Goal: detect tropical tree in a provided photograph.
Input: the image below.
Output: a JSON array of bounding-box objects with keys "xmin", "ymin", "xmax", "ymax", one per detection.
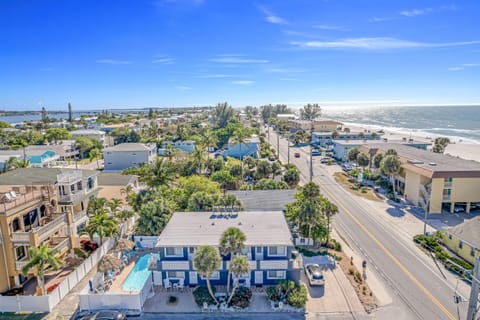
[
  {"xmin": 107, "ymin": 198, "xmax": 122, "ymax": 216},
  {"xmin": 347, "ymin": 148, "xmax": 360, "ymax": 162},
  {"xmin": 84, "ymin": 212, "xmax": 118, "ymax": 245},
  {"xmin": 227, "ymin": 256, "xmax": 251, "ymax": 305},
  {"xmin": 385, "ymin": 148, "xmax": 398, "ymax": 156},
  {"xmin": 283, "ymin": 167, "xmax": 300, "ymax": 187},
  {"xmin": 321, "ymin": 197, "xmax": 338, "ymax": 245},
  {"xmin": 230, "ymin": 127, "xmax": 250, "ymax": 181},
  {"xmin": 141, "ymin": 158, "xmax": 175, "ymax": 188},
  {"xmin": 187, "ymin": 191, "xmax": 217, "ymax": 211},
  {"xmin": 358, "ymin": 132, "xmax": 365, "ymax": 139},
  {"xmin": 86, "ymin": 197, "xmax": 107, "ymax": 217},
  {"xmin": 219, "ymin": 227, "xmax": 246, "ymax": 294},
  {"xmin": 45, "ymin": 128, "xmax": 71, "ymax": 144},
  {"xmin": 200, "ymin": 127, "xmax": 218, "ymax": 154},
  {"xmin": 22, "ymin": 244, "xmax": 62, "ymax": 295},
  {"xmin": 135, "ymin": 199, "xmax": 173, "ymax": 235},
  {"xmin": 356, "ymin": 152, "xmax": 370, "ymax": 170},
  {"xmin": 300, "ymin": 103, "xmax": 321, "ymax": 120},
  {"xmin": 380, "ymin": 154, "xmax": 402, "ymax": 200},
  {"xmin": 373, "ymin": 153, "xmax": 383, "ymax": 169},
  {"xmin": 89, "ymin": 148, "xmax": 101, "ymax": 169},
  {"xmin": 271, "ymin": 161, "xmax": 282, "ymax": 179},
  {"xmin": 432, "ymin": 137, "xmax": 450, "ymax": 153},
  {"xmin": 194, "ymin": 246, "xmax": 222, "ymax": 305},
  {"xmin": 213, "ymin": 102, "xmax": 234, "ymax": 129},
  {"xmin": 2, "ymin": 156, "xmax": 20, "ymax": 172},
  {"xmin": 255, "ymin": 160, "xmax": 272, "ymax": 179}
]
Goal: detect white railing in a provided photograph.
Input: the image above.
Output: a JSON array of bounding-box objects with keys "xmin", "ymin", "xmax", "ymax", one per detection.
[
  {"xmin": 53, "ymin": 239, "xmax": 70, "ymax": 253},
  {"xmin": 443, "ymin": 195, "xmax": 451, "ymax": 201},
  {"xmin": 444, "ymin": 181, "xmax": 452, "ymax": 188},
  {"xmin": 161, "ymin": 261, "xmax": 189, "ymax": 270},
  {"xmin": 74, "ymin": 210, "xmax": 87, "ymax": 222},
  {"xmin": 37, "ymin": 215, "xmax": 67, "ymax": 242},
  {"xmin": 15, "ymin": 260, "xmax": 29, "ymax": 271},
  {"xmin": 419, "ymin": 184, "xmax": 430, "ymax": 200},
  {"xmin": 12, "ymin": 232, "xmax": 31, "ymax": 243},
  {"xmin": 259, "ymin": 260, "xmax": 288, "ymax": 270}
]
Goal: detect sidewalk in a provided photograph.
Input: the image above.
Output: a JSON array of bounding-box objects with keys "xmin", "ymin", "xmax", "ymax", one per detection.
[{"xmin": 332, "ymin": 228, "xmax": 392, "ymax": 308}]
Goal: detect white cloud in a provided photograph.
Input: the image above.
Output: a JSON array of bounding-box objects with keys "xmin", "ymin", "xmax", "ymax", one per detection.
[
  {"xmin": 96, "ymin": 59, "xmax": 131, "ymax": 65},
  {"xmin": 313, "ymin": 24, "xmax": 347, "ymax": 31},
  {"xmin": 175, "ymin": 86, "xmax": 192, "ymax": 90},
  {"xmin": 400, "ymin": 8, "xmax": 432, "ymax": 17},
  {"xmin": 209, "ymin": 56, "xmax": 269, "ymax": 64},
  {"xmin": 231, "ymin": 80, "xmax": 254, "ymax": 85},
  {"xmin": 291, "ymin": 37, "xmax": 480, "ymax": 50},
  {"xmin": 258, "ymin": 6, "xmax": 287, "ymax": 25},
  {"xmin": 152, "ymin": 57, "xmax": 175, "ymax": 64},
  {"xmin": 448, "ymin": 63, "xmax": 479, "ymax": 71},
  {"xmin": 371, "ymin": 16, "xmax": 395, "ymax": 22}
]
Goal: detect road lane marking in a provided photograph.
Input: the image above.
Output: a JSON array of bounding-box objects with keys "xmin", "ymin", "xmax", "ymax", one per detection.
[{"xmin": 321, "ymin": 186, "xmax": 457, "ymax": 320}]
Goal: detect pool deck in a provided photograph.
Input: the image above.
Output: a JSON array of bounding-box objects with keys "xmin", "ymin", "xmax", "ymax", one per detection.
[{"xmin": 108, "ymin": 260, "xmax": 136, "ymax": 294}]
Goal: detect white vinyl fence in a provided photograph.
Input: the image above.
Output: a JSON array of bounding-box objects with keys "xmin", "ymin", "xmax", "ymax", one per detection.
[
  {"xmin": 132, "ymin": 235, "xmax": 158, "ymax": 248},
  {"xmin": 0, "ymin": 239, "xmax": 114, "ymax": 312},
  {"xmin": 78, "ymin": 270, "xmax": 153, "ymax": 312}
]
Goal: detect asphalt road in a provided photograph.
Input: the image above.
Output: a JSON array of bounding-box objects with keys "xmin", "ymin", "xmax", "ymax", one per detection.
[{"xmin": 265, "ymin": 127, "xmax": 468, "ymax": 320}]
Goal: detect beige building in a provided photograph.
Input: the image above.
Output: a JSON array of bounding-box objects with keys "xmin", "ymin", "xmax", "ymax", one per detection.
[
  {"xmin": 364, "ymin": 143, "xmax": 480, "ymax": 214},
  {"xmin": 0, "ymin": 168, "xmax": 99, "ymax": 293},
  {"xmin": 289, "ymin": 119, "xmax": 342, "ymax": 132},
  {"xmin": 440, "ymin": 216, "xmax": 480, "ymax": 265}
]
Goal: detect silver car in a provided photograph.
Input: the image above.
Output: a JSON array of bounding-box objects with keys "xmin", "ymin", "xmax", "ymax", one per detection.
[{"xmin": 305, "ymin": 263, "xmax": 325, "ymax": 286}]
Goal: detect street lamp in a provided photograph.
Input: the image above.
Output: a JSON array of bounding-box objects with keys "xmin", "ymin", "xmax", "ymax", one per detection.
[{"xmin": 310, "ymin": 123, "xmax": 314, "ymax": 182}]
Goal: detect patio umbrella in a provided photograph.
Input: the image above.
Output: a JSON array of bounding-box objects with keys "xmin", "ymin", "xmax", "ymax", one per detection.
[
  {"xmin": 113, "ymin": 238, "xmax": 135, "ymax": 252},
  {"xmin": 98, "ymin": 255, "xmax": 122, "ymax": 273}
]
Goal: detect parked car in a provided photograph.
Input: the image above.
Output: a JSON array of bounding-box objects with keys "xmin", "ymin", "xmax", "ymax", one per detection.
[
  {"xmin": 453, "ymin": 206, "xmax": 465, "ymax": 213},
  {"xmin": 320, "ymin": 157, "xmax": 330, "ymax": 164},
  {"xmin": 304, "ymin": 263, "xmax": 325, "ymax": 286},
  {"xmin": 78, "ymin": 310, "xmax": 126, "ymax": 320},
  {"xmin": 311, "ymin": 150, "xmax": 321, "ymax": 156},
  {"xmin": 294, "ymin": 152, "xmax": 301, "ymax": 158}
]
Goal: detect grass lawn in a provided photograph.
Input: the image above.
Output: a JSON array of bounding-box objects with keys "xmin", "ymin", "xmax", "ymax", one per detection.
[
  {"xmin": 0, "ymin": 313, "xmax": 47, "ymax": 320},
  {"xmin": 334, "ymin": 172, "xmax": 381, "ymax": 202}
]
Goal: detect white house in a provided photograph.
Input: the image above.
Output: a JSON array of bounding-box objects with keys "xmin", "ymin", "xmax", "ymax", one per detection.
[{"xmin": 103, "ymin": 143, "xmax": 157, "ymax": 172}]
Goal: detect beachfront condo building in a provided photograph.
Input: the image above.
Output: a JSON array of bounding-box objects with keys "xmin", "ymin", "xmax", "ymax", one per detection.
[
  {"xmin": 363, "ymin": 143, "xmax": 480, "ymax": 214},
  {"xmin": 0, "ymin": 168, "xmax": 99, "ymax": 293}
]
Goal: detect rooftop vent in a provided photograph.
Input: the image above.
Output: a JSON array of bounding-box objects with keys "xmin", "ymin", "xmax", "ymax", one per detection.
[{"xmin": 429, "ymin": 162, "xmax": 437, "ymax": 166}]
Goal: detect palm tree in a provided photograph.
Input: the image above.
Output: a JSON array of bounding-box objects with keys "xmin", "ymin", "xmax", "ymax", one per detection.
[
  {"xmin": 226, "ymin": 256, "xmax": 251, "ymax": 305},
  {"xmin": 380, "ymin": 154, "xmax": 401, "ymax": 200},
  {"xmin": 141, "ymin": 158, "xmax": 174, "ymax": 188},
  {"xmin": 84, "ymin": 212, "xmax": 118, "ymax": 245},
  {"xmin": 230, "ymin": 127, "xmax": 250, "ymax": 182},
  {"xmin": 89, "ymin": 148, "xmax": 101, "ymax": 169},
  {"xmin": 271, "ymin": 161, "xmax": 282, "ymax": 179},
  {"xmin": 300, "ymin": 103, "xmax": 322, "ymax": 120},
  {"xmin": 219, "ymin": 227, "xmax": 246, "ymax": 294},
  {"xmin": 86, "ymin": 197, "xmax": 107, "ymax": 217},
  {"xmin": 3, "ymin": 156, "xmax": 19, "ymax": 172},
  {"xmin": 321, "ymin": 197, "xmax": 338, "ymax": 245},
  {"xmin": 201, "ymin": 127, "xmax": 218, "ymax": 154},
  {"xmin": 107, "ymin": 198, "xmax": 122, "ymax": 216},
  {"xmin": 22, "ymin": 244, "xmax": 62, "ymax": 296},
  {"xmin": 194, "ymin": 246, "xmax": 222, "ymax": 305},
  {"xmin": 191, "ymin": 145, "xmax": 205, "ymax": 174}
]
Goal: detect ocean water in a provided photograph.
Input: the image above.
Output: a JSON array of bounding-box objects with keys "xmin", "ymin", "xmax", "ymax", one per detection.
[{"xmin": 324, "ymin": 105, "xmax": 480, "ymax": 143}]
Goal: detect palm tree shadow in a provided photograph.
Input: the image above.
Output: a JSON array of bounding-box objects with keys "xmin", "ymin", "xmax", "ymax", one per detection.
[{"xmin": 386, "ymin": 206, "xmax": 405, "ymax": 217}]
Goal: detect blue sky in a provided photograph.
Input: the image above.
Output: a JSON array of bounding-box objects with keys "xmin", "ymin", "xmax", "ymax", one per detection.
[{"xmin": 1, "ymin": 0, "xmax": 480, "ymax": 110}]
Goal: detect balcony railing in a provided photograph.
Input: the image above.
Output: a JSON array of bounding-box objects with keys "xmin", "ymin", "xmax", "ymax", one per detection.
[
  {"xmin": 443, "ymin": 195, "xmax": 451, "ymax": 201},
  {"xmin": 73, "ymin": 210, "xmax": 88, "ymax": 223},
  {"xmin": 15, "ymin": 260, "xmax": 29, "ymax": 271},
  {"xmin": 37, "ymin": 214, "xmax": 67, "ymax": 242},
  {"xmin": 58, "ymin": 188, "xmax": 96, "ymax": 204},
  {"xmin": 0, "ymin": 191, "xmax": 49, "ymax": 216},
  {"xmin": 52, "ymin": 238, "xmax": 70, "ymax": 254},
  {"xmin": 12, "ymin": 232, "xmax": 31, "ymax": 243},
  {"xmin": 444, "ymin": 181, "xmax": 452, "ymax": 188}
]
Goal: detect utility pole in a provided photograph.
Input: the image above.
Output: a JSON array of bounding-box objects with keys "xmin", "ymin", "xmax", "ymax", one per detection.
[
  {"xmin": 467, "ymin": 256, "xmax": 480, "ymax": 320},
  {"xmin": 287, "ymin": 137, "xmax": 290, "ymax": 165},
  {"xmin": 277, "ymin": 130, "xmax": 280, "ymax": 160},
  {"xmin": 310, "ymin": 123, "xmax": 314, "ymax": 182},
  {"xmin": 423, "ymin": 201, "xmax": 430, "ymax": 235}
]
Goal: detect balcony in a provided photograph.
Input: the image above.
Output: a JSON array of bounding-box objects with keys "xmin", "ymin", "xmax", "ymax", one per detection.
[
  {"xmin": 444, "ymin": 181, "xmax": 452, "ymax": 188},
  {"xmin": 58, "ymin": 187, "xmax": 95, "ymax": 204},
  {"xmin": 15, "ymin": 260, "xmax": 29, "ymax": 271},
  {"xmin": 51, "ymin": 238, "xmax": 70, "ymax": 254},
  {"xmin": 12, "ymin": 214, "xmax": 67, "ymax": 244},
  {"xmin": 443, "ymin": 194, "xmax": 451, "ymax": 201},
  {"xmin": 0, "ymin": 190, "xmax": 50, "ymax": 216}
]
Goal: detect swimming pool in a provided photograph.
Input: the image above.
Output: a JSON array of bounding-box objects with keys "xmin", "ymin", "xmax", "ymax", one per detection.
[{"xmin": 122, "ymin": 253, "xmax": 156, "ymax": 291}]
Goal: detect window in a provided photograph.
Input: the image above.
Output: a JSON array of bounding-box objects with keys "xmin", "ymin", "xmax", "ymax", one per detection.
[
  {"xmin": 201, "ymin": 271, "xmax": 220, "ymax": 280},
  {"xmin": 70, "ymin": 184, "xmax": 75, "ymax": 192},
  {"xmin": 77, "ymin": 182, "xmax": 83, "ymax": 191},
  {"xmin": 471, "ymin": 249, "xmax": 475, "ymax": 257},
  {"xmin": 448, "ymin": 234, "xmax": 452, "ymax": 240},
  {"xmin": 165, "ymin": 247, "xmax": 183, "ymax": 257},
  {"xmin": 189, "ymin": 247, "xmax": 196, "ymax": 254},
  {"xmin": 241, "ymin": 247, "xmax": 249, "ymax": 255},
  {"xmin": 267, "ymin": 270, "xmax": 286, "ymax": 279},
  {"xmin": 268, "ymin": 246, "xmax": 286, "ymax": 256},
  {"xmin": 87, "ymin": 177, "xmax": 94, "ymax": 189},
  {"xmin": 167, "ymin": 271, "xmax": 185, "ymax": 278},
  {"xmin": 15, "ymin": 246, "xmax": 26, "ymax": 260},
  {"xmin": 459, "ymin": 241, "xmax": 463, "ymax": 249},
  {"xmin": 256, "ymin": 247, "xmax": 263, "ymax": 254},
  {"xmin": 11, "ymin": 218, "xmax": 20, "ymax": 232},
  {"xmin": 81, "ymin": 201, "xmax": 84, "ymax": 211}
]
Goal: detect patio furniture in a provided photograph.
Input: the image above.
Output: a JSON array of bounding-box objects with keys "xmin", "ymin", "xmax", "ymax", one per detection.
[
  {"xmin": 177, "ymin": 279, "xmax": 184, "ymax": 291},
  {"xmin": 9, "ymin": 191, "xmax": 17, "ymax": 199},
  {"xmin": 163, "ymin": 279, "xmax": 171, "ymax": 291},
  {"xmin": 135, "ymin": 241, "xmax": 145, "ymax": 250}
]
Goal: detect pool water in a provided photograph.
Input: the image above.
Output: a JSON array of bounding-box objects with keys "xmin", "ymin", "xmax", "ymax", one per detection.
[{"xmin": 122, "ymin": 253, "xmax": 156, "ymax": 291}]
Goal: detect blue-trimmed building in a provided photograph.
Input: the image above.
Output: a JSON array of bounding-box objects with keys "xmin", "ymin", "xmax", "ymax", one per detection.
[{"xmin": 155, "ymin": 211, "xmax": 301, "ymax": 287}]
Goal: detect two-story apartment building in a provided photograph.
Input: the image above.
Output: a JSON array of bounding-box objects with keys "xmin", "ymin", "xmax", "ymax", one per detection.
[
  {"xmin": 103, "ymin": 143, "xmax": 157, "ymax": 172},
  {"xmin": 0, "ymin": 168, "xmax": 99, "ymax": 292},
  {"xmin": 312, "ymin": 131, "xmax": 382, "ymax": 147},
  {"xmin": 224, "ymin": 137, "xmax": 260, "ymax": 159},
  {"xmin": 155, "ymin": 211, "xmax": 300, "ymax": 287},
  {"xmin": 288, "ymin": 120, "xmax": 343, "ymax": 133},
  {"xmin": 363, "ymin": 143, "xmax": 480, "ymax": 214},
  {"xmin": 71, "ymin": 129, "xmax": 107, "ymax": 148}
]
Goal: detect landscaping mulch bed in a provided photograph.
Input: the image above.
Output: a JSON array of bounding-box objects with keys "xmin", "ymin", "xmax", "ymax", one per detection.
[
  {"xmin": 335, "ymin": 250, "xmax": 377, "ymax": 313},
  {"xmin": 334, "ymin": 172, "xmax": 382, "ymax": 202}
]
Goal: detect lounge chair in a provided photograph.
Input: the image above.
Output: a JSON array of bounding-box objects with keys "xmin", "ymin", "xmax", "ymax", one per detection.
[
  {"xmin": 9, "ymin": 191, "xmax": 17, "ymax": 199},
  {"xmin": 135, "ymin": 241, "xmax": 145, "ymax": 250},
  {"xmin": 163, "ymin": 279, "xmax": 171, "ymax": 291}
]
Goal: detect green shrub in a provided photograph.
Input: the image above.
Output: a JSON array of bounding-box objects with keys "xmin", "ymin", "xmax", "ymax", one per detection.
[
  {"xmin": 193, "ymin": 286, "xmax": 216, "ymax": 306},
  {"xmin": 229, "ymin": 287, "xmax": 252, "ymax": 308},
  {"xmin": 287, "ymin": 284, "xmax": 308, "ymax": 308},
  {"xmin": 354, "ymin": 271, "xmax": 363, "ymax": 283},
  {"xmin": 74, "ymin": 248, "xmax": 88, "ymax": 259},
  {"xmin": 333, "ymin": 241, "xmax": 342, "ymax": 252},
  {"xmin": 266, "ymin": 286, "xmax": 280, "ymax": 302}
]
